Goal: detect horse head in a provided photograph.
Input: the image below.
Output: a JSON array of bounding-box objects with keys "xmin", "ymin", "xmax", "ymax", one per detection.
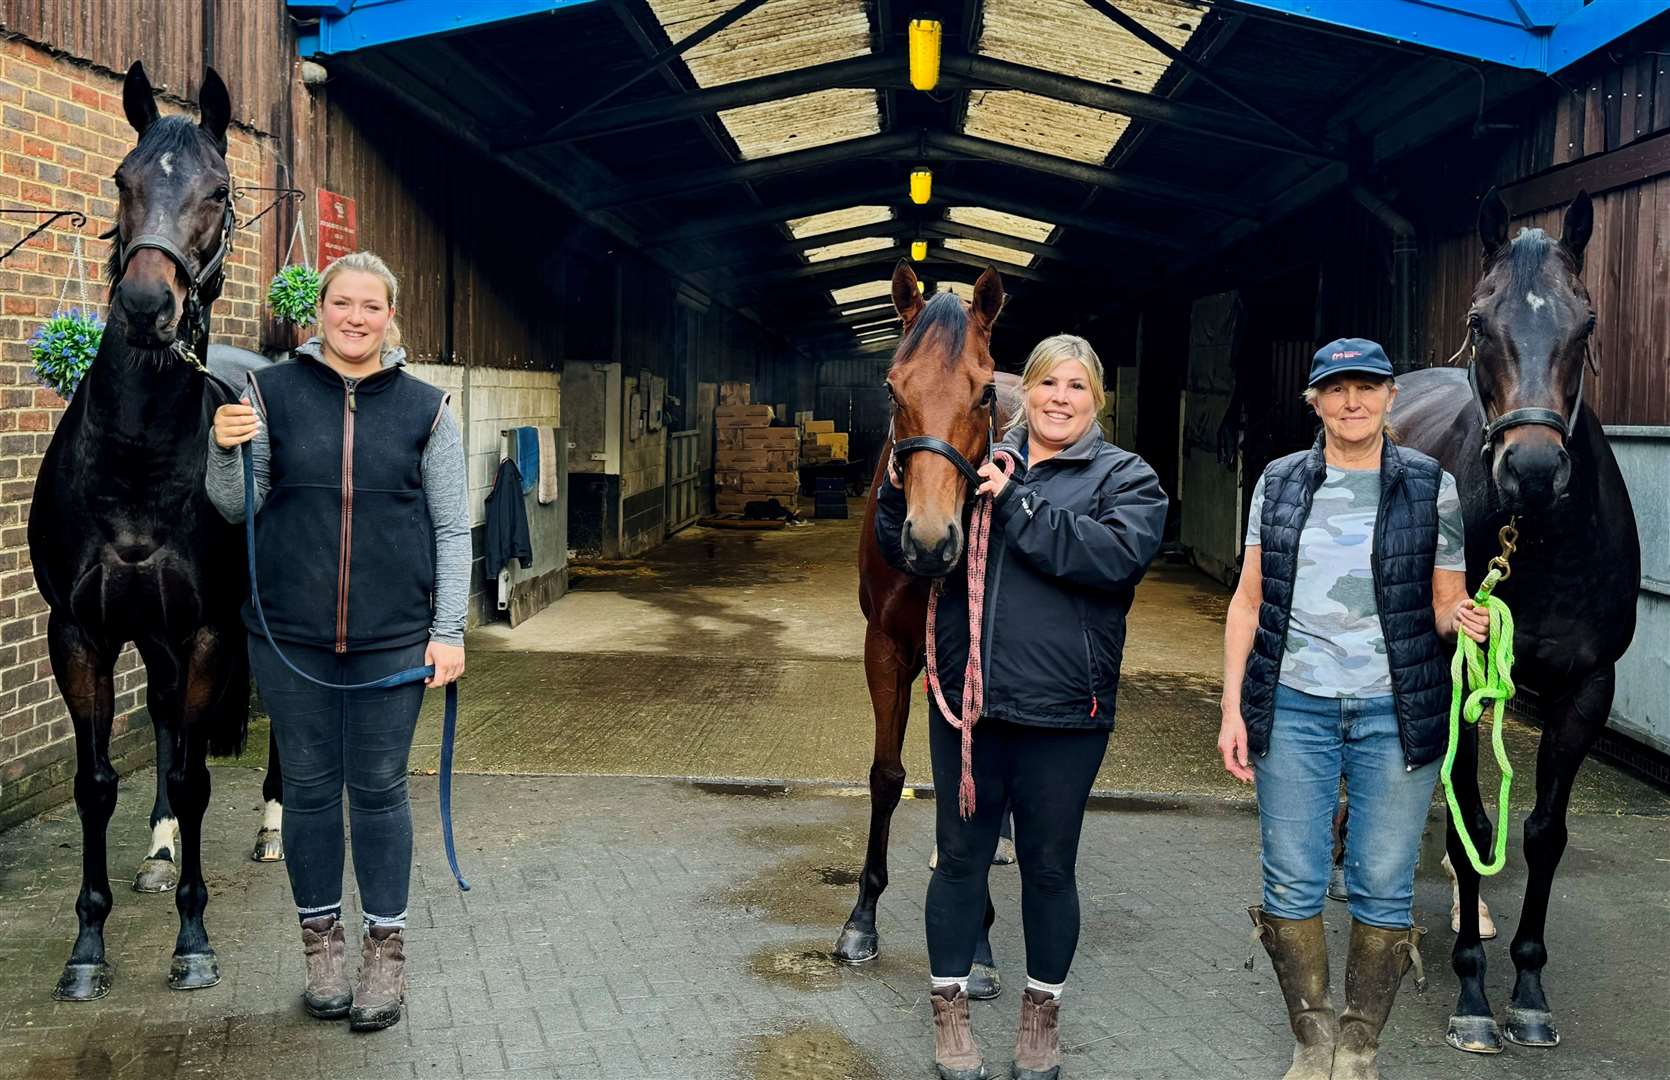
[
  {"xmin": 1469, "ymin": 188, "xmax": 1594, "ymax": 513},
  {"xmin": 884, "ymin": 261, "xmax": 1004, "ymax": 577},
  {"xmin": 109, "ymin": 61, "xmax": 233, "ymax": 350}
]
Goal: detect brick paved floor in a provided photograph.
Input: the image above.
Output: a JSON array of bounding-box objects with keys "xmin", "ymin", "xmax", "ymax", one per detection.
[{"xmin": 1, "ymin": 767, "xmax": 1665, "ymax": 1080}]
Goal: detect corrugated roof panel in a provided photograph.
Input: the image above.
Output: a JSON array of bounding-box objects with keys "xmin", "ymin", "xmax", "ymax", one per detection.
[
  {"xmin": 643, "ymin": 0, "xmax": 879, "ymax": 159},
  {"xmin": 939, "ymin": 281, "xmax": 976, "ymax": 301},
  {"xmin": 831, "ymin": 280, "xmax": 895, "ymax": 305},
  {"xmin": 804, "ymin": 236, "xmax": 897, "ymax": 262},
  {"xmin": 968, "ymin": 0, "xmax": 1202, "ymax": 164},
  {"xmin": 946, "ymin": 206, "xmax": 1055, "ymax": 243},
  {"xmin": 788, "ymin": 206, "xmax": 892, "ymax": 239},
  {"xmin": 943, "ymin": 237, "xmax": 1036, "ymax": 268},
  {"xmin": 719, "ymin": 88, "xmax": 880, "ymax": 159},
  {"xmin": 841, "ymin": 299, "xmax": 896, "ymax": 316}
]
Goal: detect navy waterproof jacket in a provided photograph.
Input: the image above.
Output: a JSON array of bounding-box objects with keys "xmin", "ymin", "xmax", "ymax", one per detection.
[
  {"xmin": 1240, "ymin": 432, "xmax": 1451, "ymax": 767},
  {"xmin": 875, "ymin": 424, "xmax": 1168, "ymax": 731}
]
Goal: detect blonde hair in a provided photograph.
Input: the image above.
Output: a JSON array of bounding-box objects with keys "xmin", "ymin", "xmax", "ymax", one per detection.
[
  {"xmin": 318, "ymin": 251, "xmax": 403, "ymax": 353},
  {"xmin": 1008, "ymin": 335, "xmax": 1106, "ymax": 432}
]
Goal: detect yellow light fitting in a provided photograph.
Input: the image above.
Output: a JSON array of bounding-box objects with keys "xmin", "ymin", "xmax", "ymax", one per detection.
[
  {"xmin": 909, "ymin": 167, "xmax": 932, "ymax": 205},
  {"xmin": 910, "ymin": 239, "xmax": 928, "ymax": 261},
  {"xmin": 908, "ymin": 17, "xmax": 942, "ymax": 92}
]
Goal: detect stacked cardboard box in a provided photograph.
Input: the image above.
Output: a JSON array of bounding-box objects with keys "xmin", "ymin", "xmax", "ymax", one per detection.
[
  {"xmin": 715, "ymin": 403, "xmax": 799, "ymax": 513},
  {"xmin": 720, "ymin": 381, "xmax": 751, "ymax": 406},
  {"xmin": 799, "ymin": 419, "xmax": 849, "ymax": 464}
]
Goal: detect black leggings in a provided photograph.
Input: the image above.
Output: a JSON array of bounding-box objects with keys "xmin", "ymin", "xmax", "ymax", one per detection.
[
  {"xmin": 925, "ymin": 704, "xmax": 1108, "ymax": 984},
  {"xmin": 249, "ymin": 636, "xmax": 427, "ymax": 926}
]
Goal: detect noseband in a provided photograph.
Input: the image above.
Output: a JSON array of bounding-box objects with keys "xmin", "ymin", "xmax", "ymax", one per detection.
[
  {"xmin": 890, "ymin": 384, "xmax": 999, "ymax": 488},
  {"xmin": 113, "ymin": 199, "xmax": 236, "ymax": 364},
  {"xmin": 1466, "ymin": 356, "xmax": 1584, "ymax": 458}
]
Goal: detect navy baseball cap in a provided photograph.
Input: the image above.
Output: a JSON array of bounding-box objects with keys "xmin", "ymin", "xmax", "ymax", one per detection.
[{"xmin": 1308, "ymin": 337, "xmax": 1394, "ymax": 387}]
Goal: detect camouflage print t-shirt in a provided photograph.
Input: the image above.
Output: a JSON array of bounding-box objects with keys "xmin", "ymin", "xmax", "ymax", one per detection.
[{"xmin": 1245, "ymin": 466, "xmax": 1465, "ymax": 698}]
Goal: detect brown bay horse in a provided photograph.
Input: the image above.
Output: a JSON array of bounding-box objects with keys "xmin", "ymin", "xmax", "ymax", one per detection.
[
  {"xmin": 834, "ymin": 263, "xmax": 1018, "ymax": 993},
  {"xmin": 1392, "ymin": 190, "xmax": 1640, "ymax": 1054}
]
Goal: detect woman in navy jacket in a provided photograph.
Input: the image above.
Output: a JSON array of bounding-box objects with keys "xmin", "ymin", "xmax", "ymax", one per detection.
[{"xmin": 876, "ymin": 335, "xmax": 1167, "ymax": 1080}]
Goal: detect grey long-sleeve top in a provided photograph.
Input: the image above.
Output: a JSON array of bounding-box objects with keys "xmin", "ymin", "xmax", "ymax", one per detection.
[{"xmin": 204, "ymin": 340, "xmax": 471, "ymax": 646}]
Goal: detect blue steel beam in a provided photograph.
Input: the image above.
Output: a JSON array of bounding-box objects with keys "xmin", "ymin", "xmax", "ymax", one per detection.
[
  {"xmin": 1224, "ymin": 0, "xmax": 1670, "ymax": 73},
  {"xmin": 291, "ymin": 0, "xmax": 602, "ymax": 58}
]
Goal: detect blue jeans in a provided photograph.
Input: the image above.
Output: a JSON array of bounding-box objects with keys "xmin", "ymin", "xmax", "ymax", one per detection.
[{"xmin": 1254, "ymin": 684, "xmax": 1438, "ymax": 928}]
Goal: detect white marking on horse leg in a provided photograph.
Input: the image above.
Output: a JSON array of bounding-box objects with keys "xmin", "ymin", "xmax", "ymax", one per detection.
[
  {"xmin": 262, "ymin": 799, "xmax": 283, "ymax": 832},
  {"xmin": 149, "ymin": 816, "xmax": 179, "ymax": 857}
]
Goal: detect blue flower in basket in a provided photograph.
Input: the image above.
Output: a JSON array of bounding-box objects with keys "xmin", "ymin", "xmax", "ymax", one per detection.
[{"xmin": 30, "ymin": 308, "xmax": 104, "ymax": 401}]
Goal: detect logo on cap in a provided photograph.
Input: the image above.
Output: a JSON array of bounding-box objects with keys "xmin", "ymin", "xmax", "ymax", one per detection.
[{"xmin": 1332, "ymin": 350, "xmax": 1361, "ymax": 360}]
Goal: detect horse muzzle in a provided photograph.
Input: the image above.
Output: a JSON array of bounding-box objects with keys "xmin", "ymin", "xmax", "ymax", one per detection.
[
  {"xmin": 114, "ymin": 275, "xmax": 182, "ymax": 348},
  {"xmin": 1493, "ymin": 438, "xmax": 1571, "ymax": 513},
  {"xmin": 901, "ymin": 517, "xmax": 964, "ymax": 577}
]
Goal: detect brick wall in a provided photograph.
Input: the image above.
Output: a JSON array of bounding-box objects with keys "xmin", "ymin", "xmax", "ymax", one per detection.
[{"xmin": 0, "ymin": 38, "xmax": 282, "ymax": 828}]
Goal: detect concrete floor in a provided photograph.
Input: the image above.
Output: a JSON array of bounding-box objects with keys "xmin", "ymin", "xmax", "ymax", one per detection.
[{"xmin": 423, "ymin": 502, "xmax": 1668, "ymax": 816}]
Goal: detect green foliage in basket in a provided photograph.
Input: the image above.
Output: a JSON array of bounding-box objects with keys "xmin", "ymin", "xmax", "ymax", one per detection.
[
  {"xmin": 30, "ymin": 308, "xmax": 103, "ymax": 400},
  {"xmin": 267, "ymin": 263, "xmax": 321, "ymax": 325}
]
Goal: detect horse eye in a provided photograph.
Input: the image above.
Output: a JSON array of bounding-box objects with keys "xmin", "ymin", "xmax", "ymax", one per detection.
[
  {"xmin": 211, "ymin": 186, "xmax": 229, "ymax": 201},
  {"xmin": 1585, "ymin": 313, "xmax": 1597, "ymax": 334}
]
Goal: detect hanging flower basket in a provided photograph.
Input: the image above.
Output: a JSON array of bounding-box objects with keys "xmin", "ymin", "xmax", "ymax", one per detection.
[
  {"xmin": 30, "ymin": 308, "xmax": 103, "ymax": 400},
  {"xmin": 267, "ymin": 263, "xmax": 320, "ymax": 325}
]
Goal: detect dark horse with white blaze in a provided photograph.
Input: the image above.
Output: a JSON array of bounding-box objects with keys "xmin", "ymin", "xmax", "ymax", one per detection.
[
  {"xmin": 834, "ymin": 262, "xmax": 1016, "ymax": 990},
  {"xmin": 27, "ymin": 62, "xmax": 277, "ymax": 1000},
  {"xmin": 1391, "ymin": 189, "xmax": 1639, "ymax": 1054}
]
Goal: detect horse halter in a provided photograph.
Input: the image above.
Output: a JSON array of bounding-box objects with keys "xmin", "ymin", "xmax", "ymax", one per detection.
[
  {"xmin": 113, "ymin": 199, "xmax": 236, "ymax": 365},
  {"xmin": 889, "ymin": 383, "xmax": 999, "ymax": 488},
  {"xmin": 1466, "ymin": 352, "xmax": 1584, "ymax": 458}
]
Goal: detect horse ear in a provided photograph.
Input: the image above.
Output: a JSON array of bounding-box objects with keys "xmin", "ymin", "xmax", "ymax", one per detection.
[
  {"xmin": 199, "ymin": 68, "xmax": 231, "ymax": 151},
  {"xmin": 1478, "ymin": 187, "xmax": 1509, "ymax": 259},
  {"xmin": 123, "ymin": 61, "xmax": 159, "ymax": 137},
  {"xmin": 891, "ymin": 260, "xmax": 923, "ymax": 327},
  {"xmin": 971, "ymin": 266, "xmax": 1004, "ymax": 330},
  {"xmin": 1562, "ymin": 190, "xmax": 1593, "ymax": 267}
]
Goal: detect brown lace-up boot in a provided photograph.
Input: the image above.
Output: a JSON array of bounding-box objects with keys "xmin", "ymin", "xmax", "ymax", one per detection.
[
  {"xmin": 349, "ymin": 925, "xmax": 406, "ymax": 1031},
  {"xmin": 1334, "ymin": 920, "xmax": 1426, "ymax": 1080},
  {"xmin": 1012, "ymin": 988, "xmax": 1063, "ymax": 1079},
  {"xmin": 1248, "ymin": 907, "xmax": 1336, "ymax": 1080},
  {"xmin": 931, "ymin": 985, "xmax": 990, "ymax": 1080},
  {"xmin": 299, "ymin": 914, "xmax": 351, "ymax": 1019}
]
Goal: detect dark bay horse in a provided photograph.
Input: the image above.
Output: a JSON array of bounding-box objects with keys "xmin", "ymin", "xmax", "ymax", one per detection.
[
  {"xmin": 1391, "ymin": 189, "xmax": 1640, "ymax": 1054},
  {"xmin": 28, "ymin": 62, "xmax": 255, "ymax": 1000},
  {"xmin": 834, "ymin": 262, "xmax": 1017, "ymax": 990}
]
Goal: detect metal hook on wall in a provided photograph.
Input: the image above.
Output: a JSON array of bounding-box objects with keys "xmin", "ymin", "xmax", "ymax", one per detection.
[
  {"xmin": 0, "ymin": 208, "xmax": 89, "ymax": 266},
  {"xmin": 233, "ymin": 186, "xmax": 304, "ymax": 231}
]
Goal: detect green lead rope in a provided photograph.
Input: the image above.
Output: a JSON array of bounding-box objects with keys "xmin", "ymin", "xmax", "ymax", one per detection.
[{"xmin": 1439, "ymin": 565, "xmax": 1517, "ymax": 876}]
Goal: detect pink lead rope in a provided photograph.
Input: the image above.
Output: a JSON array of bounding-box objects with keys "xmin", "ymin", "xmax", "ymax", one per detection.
[{"xmin": 924, "ymin": 446, "xmax": 1018, "ymax": 819}]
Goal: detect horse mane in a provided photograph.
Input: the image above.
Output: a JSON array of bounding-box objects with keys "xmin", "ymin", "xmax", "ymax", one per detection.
[
  {"xmin": 103, "ymin": 116, "xmax": 225, "ymax": 290},
  {"xmin": 1500, "ymin": 227, "xmax": 1571, "ymax": 292},
  {"xmin": 891, "ymin": 291, "xmax": 968, "ymax": 370}
]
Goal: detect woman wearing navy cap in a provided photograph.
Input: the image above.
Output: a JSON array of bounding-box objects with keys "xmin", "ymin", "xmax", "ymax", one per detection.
[{"xmin": 1217, "ymin": 338, "xmax": 1487, "ymax": 1080}]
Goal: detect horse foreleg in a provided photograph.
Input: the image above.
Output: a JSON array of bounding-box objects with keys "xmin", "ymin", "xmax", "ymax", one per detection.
[
  {"xmin": 252, "ymin": 725, "xmax": 284, "ymax": 862},
  {"xmin": 1445, "ymin": 723, "xmax": 1504, "ymax": 1054},
  {"xmin": 164, "ymin": 627, "xmax": 229, "ymax": 991},
  {"xmin": 48, "ymin": 614, "xmax": 119, "ymax": 1001},
  {"xmin": 134, "ymin": 688, "xmax": 181, "ymax": 893},
  {"xmin": 835, "ymin": 627, "xmax": 917, "ymax": 964},
  {"xmin": 1506, "ymin": 667, "xmax": 1611, "ymax": 1048}
]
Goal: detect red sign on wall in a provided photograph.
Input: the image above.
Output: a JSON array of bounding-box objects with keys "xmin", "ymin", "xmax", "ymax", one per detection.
[{"xmin": 316, "ymin": 188, "xmax": 358, "ymax": 268}]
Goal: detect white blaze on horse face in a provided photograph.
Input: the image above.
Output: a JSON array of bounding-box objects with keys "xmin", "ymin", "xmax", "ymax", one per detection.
[
  {"xmin": 159, "ymin": 152, "xmax": 174, "ymax": 177},
  {"xmin": 1525, "ymin": 291, "xmax": 1548, "ymax": 313}
]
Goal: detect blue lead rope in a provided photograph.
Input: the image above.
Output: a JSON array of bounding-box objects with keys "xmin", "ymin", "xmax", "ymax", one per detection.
[{"xmin": 242, "ymin": 444, "xmax": 470, "ymax": 891}]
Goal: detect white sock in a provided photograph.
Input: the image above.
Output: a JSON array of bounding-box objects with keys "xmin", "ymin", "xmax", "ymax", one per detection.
[
  {"xmin": 931, "ymin": 973, "xmax": 971, "ymax": 995},
  {"xmin": 1025, "ymin": 977, "xmax": 1065, "ymax": 999}
]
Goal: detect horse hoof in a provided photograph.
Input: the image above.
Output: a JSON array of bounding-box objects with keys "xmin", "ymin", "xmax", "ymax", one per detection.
[
  {"xmin": 54, "ymin": 962, "xmax": 112, "ymax": 1002},
  {"xmin": 833, "ymin": 924, "xmax": 878, "ymax": 965},
  {"xmin": 1446, "ymin": 1014, "xmax": 1505, "ymax": 1054},
  {"xmin": 1505, "ymin": 1007, "xmax": 1561, "ymax": 1047},
  {"xmin": 992, "ymin": 838, "xmax": 1016, "ymax": 866},
  {"xmin": 133, "ymin": 856, "xmax": 179, "ymax": 893},
  {"xmin": 1327, "ymin": 865, "xmax": 1347, "ymax": 902},
  {"xmin": 168, "ymin": 952, "xmax": 221, "ymax": 991},
  {"xmin": 967, "ymin": 963, "xmax": 1002, "ymax": 1000},
  {"xmin": 251, "ymin": 828, "xmax": 284, "ymax": 863}
]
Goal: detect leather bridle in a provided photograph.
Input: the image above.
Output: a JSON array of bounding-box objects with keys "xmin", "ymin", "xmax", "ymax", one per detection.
[
  {"xmin": 112, "ymin": 199, "xmax": 236, "ymax": 359},
  {"xmin": 889, "ymin": 383, "xmax": 999, "ymax": 488},
  {"xmin": 1467, "ymin": 354, "xmax": 1584, "ymax": 459}
]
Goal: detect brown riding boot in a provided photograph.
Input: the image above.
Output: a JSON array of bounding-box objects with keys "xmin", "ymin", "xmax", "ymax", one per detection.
[
  {"xmin": 1248, "ymin": 908, "xmax": 1336, "ymax": 1080},
  {"xmin": 299, "ymin": 914, "xmax": 352, "ymax": 1019},
  {"xmin": 1334, "ymin": 920, "xmax": 1427, "ymax": 1080},
  {"xmin": 349, "ymin": 925, "xmax": 406, "ymax": 1032},
  {"xmin": 930, "ymin": 985, "xmax": 991, "ymax": 1080},
  {"xmin": 1012, "ymin": 988, "xmax": 1063, "ymax": 1079}
]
